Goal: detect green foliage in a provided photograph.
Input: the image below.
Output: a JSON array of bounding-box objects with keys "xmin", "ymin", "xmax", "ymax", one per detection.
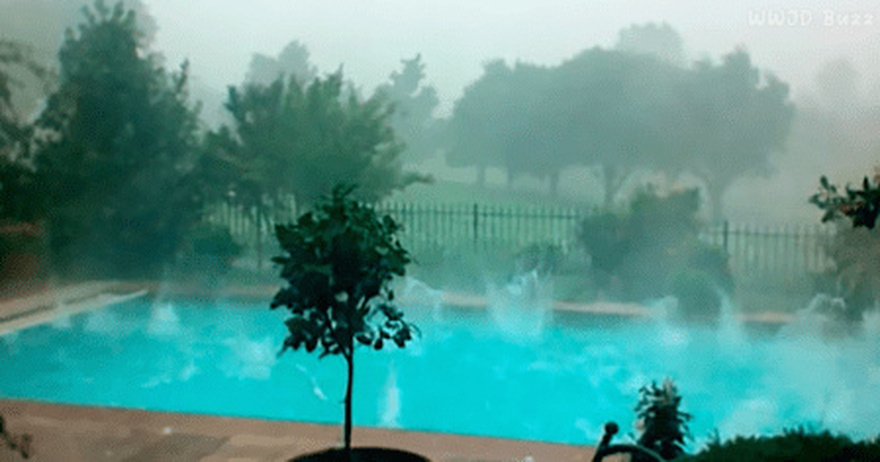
[
  {"xmin": 811, "ymin": 173, "xmax": 880, "ymax": 230},
  {"xmin": 272, "ymin": 185, "xmax": 416, "ymax": 355},
  {"xmin": 172, "ymin": 224, "xmax": 243, "ymax": 286},
  {"xmin": 221, "ymin": 71, "xmax": 426, "ymax": 208},
  {"xmin": 33, "ymin": 0, "xmax": 203, "ymax": 278},
  {"xmin": 810, "ymin": 172, "xmax": 880, "ymax": 322},
  {"xmin": 688, "ymin": 427, "xmax": 880, "ymax": 462},
  {"xmin": 445, "ymin": 59, "xmax": 573, "ymax": 193},
  {"xmin": 187, "ymin": 225, "xmax": 243, "ymax": 259},
  {"xmin": 0, "ymin": 158, "xmax": 44, "ymax": 224},
  {"xmin": 575, "ymin": 211, "xmax": 629, "ymax": 288},
  {"xmin": 271, "ymin": 185, "xmax": 416, "ymax": 451},
  {"xmin": 635, "ymin": 379, "xmax": 691, "ymax": 461},
  {"xmin": 577, "ymin": 187, "xmax": 732, "ymax": 311}
]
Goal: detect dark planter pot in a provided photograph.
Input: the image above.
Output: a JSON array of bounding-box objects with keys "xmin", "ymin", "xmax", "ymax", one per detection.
[{"xmin": 290, "ymin": 447, "xmax": 429, "ymax": 462}]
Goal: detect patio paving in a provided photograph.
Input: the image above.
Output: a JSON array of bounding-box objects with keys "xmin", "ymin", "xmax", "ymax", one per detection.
[{"xmin": 0, "ymin": 399, "xmax": 605, "ymax": 461}]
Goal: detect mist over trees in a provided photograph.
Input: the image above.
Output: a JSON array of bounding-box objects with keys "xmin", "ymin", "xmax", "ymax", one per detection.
[
  {"xmin": 246, "ymin": 40, "xmax": 318, "ymax": 88},
  {"xmin": 445, "ymin": 32, "xmax": 795, "ymax": 218},
  {"xmin": 614, "ymin": 22, "xmax": 685, "ymax": 66},
  {"xmin": 0, "ymin": 0, "xmax": 154, "ymax": 117},
  {"xmin": 375, "ymin": 54, "xmax": 444, "ymax": 166}
]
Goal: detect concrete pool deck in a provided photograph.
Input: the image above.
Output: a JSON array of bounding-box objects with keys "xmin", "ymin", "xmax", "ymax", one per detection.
[{"xmin": 0, "ymin": 400, "xmax": 609, "ymax": 462}]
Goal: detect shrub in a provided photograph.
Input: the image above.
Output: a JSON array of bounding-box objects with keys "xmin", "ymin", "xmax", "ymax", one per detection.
[
  {"xmin": 635, "ymin": 379, "xmax": 691, "ymax": 461},
  {"xmin": 811, "ymin": 173, "xmax": 880, "ymax": 324},
  {"xmin": 687, "ymin": 427, "xmax": 880, "ymax": 462},
  {"xmin": 175, "ymin": 224, "xmax": 243, "ymax": 283},
  {"xmin": 577, "ymin": 187, "xmax": 733, "ymax": 315}
]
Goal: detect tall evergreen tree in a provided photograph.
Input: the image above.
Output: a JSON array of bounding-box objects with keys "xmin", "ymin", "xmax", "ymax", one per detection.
[{"xmin": 34, "ymin": 0, "xmax": 202, "ymax": 278}]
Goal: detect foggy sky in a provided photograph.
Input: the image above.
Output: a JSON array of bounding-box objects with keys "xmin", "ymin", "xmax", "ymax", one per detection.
[{"xmin": 146, "ymin": 0, "xmax": 880, "ymax": 113}]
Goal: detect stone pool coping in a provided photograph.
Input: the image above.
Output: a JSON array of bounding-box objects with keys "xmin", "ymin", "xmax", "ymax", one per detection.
[
  {"xmin": 122, "ymin": 281, "xmax": 795, "ymax": 325},
  {"xmin": 0, "ymin": 399, "xmax": 602, "ymax": 461},
  {"xmin": 0, "ymin": 279, "xmax": 794, "ymax": 335}
]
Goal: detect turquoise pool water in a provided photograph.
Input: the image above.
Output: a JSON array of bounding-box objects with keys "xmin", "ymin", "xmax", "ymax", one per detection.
[{"xmin": 1, "ymin": 296, "xmax": 879, "ymax": 446}]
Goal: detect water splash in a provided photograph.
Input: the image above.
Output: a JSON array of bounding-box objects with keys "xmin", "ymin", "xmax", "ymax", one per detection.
[
  {"xmin": 488, "ymin": 270, "xmax": 552, "ymax": 340},
  {"xmin": 380, "ymin": 361, "xmax": 401, "ymax": 428},
  {"xmin": 646, "ymin": 296, "xmax": 689, "ymax": 346},
  {"xmin": 147, "ymin": 303, "xmax": 181, "ymax": 337},
  {"xmin": 222, "ymin": 336, "xmax": 277, "ymax": 380},
  {"xmin": 83, "ymin": 308, "xmax": 120, "ymax": 334},
  {"xmin": 396, "ymin": 277, "xmax": 444, "ymax": 322},
  {"xmin": 295, "ymin": 364, "xmax": 328, "ymax": 401}
]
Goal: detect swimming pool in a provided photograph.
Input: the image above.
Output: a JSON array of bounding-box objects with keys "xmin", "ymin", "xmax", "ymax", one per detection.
[{"xmin": 1, "ymin": 295, "xmax": 879, "ymax": 447}]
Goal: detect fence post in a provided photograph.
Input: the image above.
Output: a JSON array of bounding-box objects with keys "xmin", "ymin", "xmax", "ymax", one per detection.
[
  {"xmin": 473, "ymin": 203, "xmax": 479, "ymax": 250},
  {"xmin": 723, "ymin": 220, "xmax": 730, "ymax": 255}
]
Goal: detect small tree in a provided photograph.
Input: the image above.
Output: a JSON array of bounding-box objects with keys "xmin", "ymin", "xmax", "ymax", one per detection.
[
  {"xmin": 635, "ymin": 379, "xmax": 691, "ymax": 461},
  {"xmin": 33, "ymin": 0, "xmax": 202, "ymax": 278},
  {"xmin": 271, "ymin": 185, "xmax": 417, "ymax": 455}
]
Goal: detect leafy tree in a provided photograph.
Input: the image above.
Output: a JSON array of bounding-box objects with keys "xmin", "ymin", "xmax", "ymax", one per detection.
[
  {"xmin": 446, "ymin": 59, "xmax": 573, "ymax": 194},
  {"xmin": 553, "ymin": 48, "xmax": 682, "ymax": 206},
  {"xmin": 33, "ymin": 0, "xmax": 203, "ymax": 278},
  {"xmin": 447, "ymin": 49, "xmax": 682, "ymax": 202},
  {"xmin": 578, "ymin": 187, "xmax": 732, "ymax": 311},
  {"xmin": 271, "ymin": 185, "xmax": 417, "ymax": 454},
  {"xmin": 445, "ymin": 60, "xmax": 511, "ymax": 188},
  {"xmin": 375, "ymin": 54, "xmax": 443, "ymax": 166},
  {"xmin": 673, "ymin": 49, "xmax": 794, "ymax": 221},
  {"xmin": 219, "ymin": 70, "xmax": 426, "ymax": 209}
]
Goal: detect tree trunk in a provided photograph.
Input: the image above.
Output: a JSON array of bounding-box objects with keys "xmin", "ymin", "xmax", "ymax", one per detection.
[
  {"xmin": 255, "ymin": 205, "xmax": 263, "ymax": 271},
  {"xmin": 343, "ymin": 350, "xmax": 354, "ymax": 457}
]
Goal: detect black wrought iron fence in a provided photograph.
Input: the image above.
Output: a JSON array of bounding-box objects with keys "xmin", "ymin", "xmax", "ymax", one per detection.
[{"xmin": 204, "ymin": 201, "xmax": 836, "ymax": 277}]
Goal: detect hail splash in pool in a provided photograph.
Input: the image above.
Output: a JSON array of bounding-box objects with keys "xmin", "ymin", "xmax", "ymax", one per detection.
[{"xmin": 0, "ymin": 278, "xmax": 878, "ymax": 449}]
